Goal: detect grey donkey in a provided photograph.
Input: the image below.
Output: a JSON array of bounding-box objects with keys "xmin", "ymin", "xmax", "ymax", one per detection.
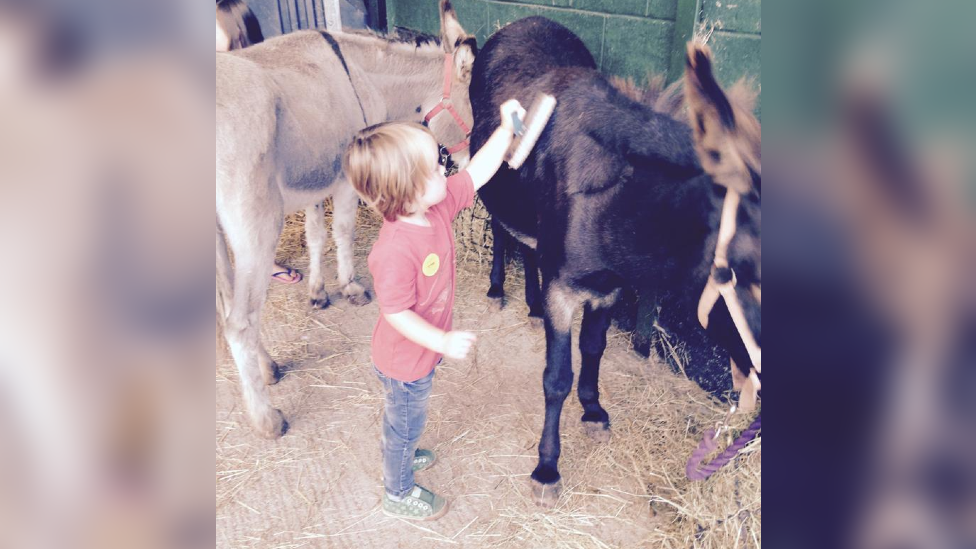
[{"xmin": 217, "ymin": 1, "xmax": 477, "ymax": 438}]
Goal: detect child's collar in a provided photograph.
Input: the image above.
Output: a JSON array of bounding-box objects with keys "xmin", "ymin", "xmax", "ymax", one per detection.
[{"xmin": 396, "ymin": 210, "xmax": 432, "ymax": 227}]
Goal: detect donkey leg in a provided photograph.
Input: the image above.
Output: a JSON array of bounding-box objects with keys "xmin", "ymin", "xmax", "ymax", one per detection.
[
  {"xmin": 331, "ymin": 181, "xmax": 371, "ymax": 306},
  {"xmin": 578, "ymin": 304, "xmax": 613, "ymax": 443},
  {"xmin": 486, "ymin": 217, "xmax": 506, "ymax": 311},
  {"xmin": 225, "ymin": 295, "xmax": 287, "ymax": 438},
  {"xmin": 216, "ymin": 223, "xmax": 233, "ymax": 325},
  {"xmin": 258, "ymin": 346, "xmax": 282, "ymax": 385},
  {"xmin": 220, "ymin": 210, "xmax": 288, "ymax": 438},
  {"xmin": 305, "ymin": 202, "xmax": 331, "ymax": 309},
  {"xmin": 522, "ymin": 246, "xmax": 544, "ymax": 329},
  {"xmin": 530, "ymin": 281, "xmax": 579, "ymax": 507}
]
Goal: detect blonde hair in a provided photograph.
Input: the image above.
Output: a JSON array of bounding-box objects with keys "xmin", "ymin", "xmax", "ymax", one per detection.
[{"xmin": 343, "ymin": 123, "xmax": 439, "ymax": 222}]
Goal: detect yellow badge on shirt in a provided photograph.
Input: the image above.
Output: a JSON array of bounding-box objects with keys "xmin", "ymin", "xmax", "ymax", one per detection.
[{"xmin": 422, "ymin": 253, "xmax": 440, "ymax": 277}]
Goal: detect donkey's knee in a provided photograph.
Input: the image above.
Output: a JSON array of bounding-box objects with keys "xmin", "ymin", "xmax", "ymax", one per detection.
[
  {"xmin": 545, "ymin": 374, "xmax": 573, "ymax": 403},
  {"xmin": 542, "ymin": 354, "xmax": 574, "ymax": 403}
]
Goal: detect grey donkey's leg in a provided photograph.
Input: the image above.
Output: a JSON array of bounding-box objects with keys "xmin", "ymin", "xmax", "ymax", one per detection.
[
  {"xmin": 216, "ymin": 224, "xmax": 233, "ymax": 322},
  {"xmin": 331, "ymin": 181, "xmax": 371, "ymax": 306},
  {"xmin": 305, "ymin": 202, "xmax": 331, "ymax": 309},
  {"xmin": 220, "ymin": 205, "xmax": 288, "ymax": 439}
]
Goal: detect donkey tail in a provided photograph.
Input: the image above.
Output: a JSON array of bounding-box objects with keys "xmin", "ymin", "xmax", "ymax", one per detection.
[{"xmin": 216, "ymin": 220, "xmax": 233, "ymax": 334}]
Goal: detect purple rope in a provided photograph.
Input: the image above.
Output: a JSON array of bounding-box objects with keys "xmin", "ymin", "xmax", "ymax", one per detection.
[{"xmin": 686, "ymin": 414, "xmax": 761, "ymax": 481}]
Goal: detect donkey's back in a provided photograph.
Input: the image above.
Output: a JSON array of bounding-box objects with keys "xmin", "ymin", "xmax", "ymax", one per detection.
[
  {"xmin": 217, "ymin": 31, "xmax": 367, "ymax": 200},
  {"xmin": 471, "ymin": 16, "xmax": 595, "ymax": 104},
  {"xmin": 471, "ymin": 17, "xmax": 696, "ymax": 244}
]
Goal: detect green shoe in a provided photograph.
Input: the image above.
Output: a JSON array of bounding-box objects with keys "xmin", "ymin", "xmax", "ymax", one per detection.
[
  {"xmin": 382, "ymin": 485, "xmax": 449, "ymax": 521},
  {"xmin": 412, "ymin": 448, "xmax": 436, "ymax": 472}
]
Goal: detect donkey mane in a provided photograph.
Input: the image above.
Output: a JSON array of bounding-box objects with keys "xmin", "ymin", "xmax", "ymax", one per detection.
[
  {"xmin": 608, "ymin": 74, "xmax": 685, "ymax": 119},
  {"xmin": 727, "ymin": 79, "xmax": 759, "ymax": 115},
  {"xmin": 342, "ymin": 27, "xmax": 442, "ymax": 51},
  {"xmin": 608, "ymin": 73, "xmax": 760, "ymax": 172}
]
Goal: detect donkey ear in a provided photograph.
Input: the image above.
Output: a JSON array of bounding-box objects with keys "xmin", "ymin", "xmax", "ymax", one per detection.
[
  {"xmin": 842, "ymin": 86, "xmax": 931, "ymax": 223},
  {"xmin": 684, "ymin": 42, "xmax": 759, "ymax": 194},
  {"xmin": 454, "ymin": 37, "xmax": 477, "ymax": 84},
  {"xmin": 439, "ymin": 0, "xmax": 466, "ymax": 54},
  {"xmin": 216, "ymin": 18, "xmax": 231, "ymax": 52},
  {"xmin": 685, "ymin": 43, "xmax": 735, "ymax": 132},
  {"xmin": 439, "ymin": 0, "xmax": 476, "ymax": 83}
]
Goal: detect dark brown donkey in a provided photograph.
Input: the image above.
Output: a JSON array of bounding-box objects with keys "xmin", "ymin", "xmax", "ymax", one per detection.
[{"xmin": 469, "ymin": 17, "xmax": 761, "ymax": 506}]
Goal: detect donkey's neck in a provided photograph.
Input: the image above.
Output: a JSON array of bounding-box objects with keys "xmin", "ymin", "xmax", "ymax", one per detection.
[
  {"xmin": 334, "ymin": 34, "xmax": 446, "ymax": 122},
  {"xmin": 612, "ymin": 172, "xmax": 719, "ymax": 288}
]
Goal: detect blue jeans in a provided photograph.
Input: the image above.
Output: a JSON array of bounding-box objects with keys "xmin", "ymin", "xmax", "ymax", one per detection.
[{"xmin": 374, "ymin": 366, "xmax": 434, "ymax": 498}]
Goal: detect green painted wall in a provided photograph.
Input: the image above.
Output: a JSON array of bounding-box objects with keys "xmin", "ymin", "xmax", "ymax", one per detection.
[{"xmin": 386, "ymin": 0, "xmax": 760, "ymax": 116}]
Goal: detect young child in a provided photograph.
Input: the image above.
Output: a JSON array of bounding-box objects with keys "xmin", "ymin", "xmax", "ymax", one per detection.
[{"xmin": 343, "ymin": 100, "xmax": 525, "ymax": 521}]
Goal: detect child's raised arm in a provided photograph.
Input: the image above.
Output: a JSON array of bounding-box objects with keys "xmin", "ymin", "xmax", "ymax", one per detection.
[{"xmin": 466, "ymin": 99, "xmax": 526, "ymax": 191}]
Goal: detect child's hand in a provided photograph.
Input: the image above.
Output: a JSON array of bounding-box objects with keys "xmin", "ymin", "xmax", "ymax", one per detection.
[
  {"xmin": 440, "ymin": 330, "xmax": 477, "ymax": 360},
  {"xmin": 499, "ymin": 99, "xmax": 526, "ymax": 134}
]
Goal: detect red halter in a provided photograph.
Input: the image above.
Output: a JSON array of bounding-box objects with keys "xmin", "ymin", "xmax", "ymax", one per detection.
[{"xmin": 423, "ymin": 53, "xmax": 471, "ymax": 155}]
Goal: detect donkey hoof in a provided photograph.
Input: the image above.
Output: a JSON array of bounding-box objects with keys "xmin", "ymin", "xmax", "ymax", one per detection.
[
  {"xmin": 487, "ymin": 296, "xmax": 505, "ymax": 312},
  {"xmin": 254, "ymin": 408, "xmax": 289, "ymax": 439},
  {"xmin": 528, "ymin": 315, "xmax": 544, "ymax": 330},
  {"xmin": 310, "ymin": 296, "xmax": 331, "ymax": 310},
  {"xmin": 263, "ymin": 360, "xmax": 282, "ymax": 385},
  {"xmin": 342, "ymin": 283, "xmax": 371, "ymax": 306},
  {"xmin": 583, "ymin": 421, "xmax": 611, "ymax": 443},
  {"xmin": 345, "ymin": 290, "xmax": 372, "ymax": 307},
  {"xmin": 630, "ymin": 333, "xmax": 651, "ymax": 358},
  {"xmin": 530, "ymin": 478, "xmax": 562, "ymax": 508}
]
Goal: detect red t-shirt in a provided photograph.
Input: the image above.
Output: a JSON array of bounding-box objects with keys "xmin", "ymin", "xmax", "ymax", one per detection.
[{"xmin": 367, "ymin": 170, "xmax": 475, "ymax": 382}]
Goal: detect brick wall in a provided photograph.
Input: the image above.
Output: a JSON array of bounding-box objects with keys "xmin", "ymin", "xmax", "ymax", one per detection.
[
  {"xmin": 387, "ymin": 0, "xmax": 760, "ymax": 116},
  {"xmin": 242, "ymin": 0, "xmax": 759, "ymax": 115}
]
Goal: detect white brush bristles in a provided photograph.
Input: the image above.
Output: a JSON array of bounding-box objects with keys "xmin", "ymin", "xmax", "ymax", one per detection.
[{"xmin": 506, "ymin": 93, "xmax": 556, "ymax": 169}]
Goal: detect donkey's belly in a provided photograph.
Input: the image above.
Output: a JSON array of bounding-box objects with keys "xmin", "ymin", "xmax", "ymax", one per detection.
[
  {"xmin": 279, "ymin": 174, "xmax": 341, "ymax": 214},
  {"xmin": 498, "ymin": 220, "xmax": 537, "ymax": 249},
  {"xmin": 478, "ymin": 174, "xmax": 539, "ymax": 244}
]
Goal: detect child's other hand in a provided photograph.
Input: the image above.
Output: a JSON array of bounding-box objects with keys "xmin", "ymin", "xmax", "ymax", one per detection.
[
  {"xmin": 441, "ymin": 330, "xmax": 477, "ymax": 360},
  {"xmin": 499, "ymin": 99, "xmax": 526, "ymax": 134}
]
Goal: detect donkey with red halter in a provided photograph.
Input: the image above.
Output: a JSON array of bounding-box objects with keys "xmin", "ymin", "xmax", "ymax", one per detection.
[
  {"xmin": 469, "ymin": 17, "xmax": 761, "ymax": 505},
  {"xmin": 215, "ymin": 0, "xmax": 264, "ymax": 53},
  {"xmin": 217, "ymin": 0, "xmax": 476, "ymax": 438}
]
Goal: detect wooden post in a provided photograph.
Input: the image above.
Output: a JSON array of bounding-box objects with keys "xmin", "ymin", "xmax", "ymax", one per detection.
[{"xmin": 323, "ymin": 0, "xmax": 342, "ymax": 31}]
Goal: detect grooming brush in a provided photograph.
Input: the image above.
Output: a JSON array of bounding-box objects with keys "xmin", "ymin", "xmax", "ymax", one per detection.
[{"xmin": 505, "ymin": 92, "xmax": 557, "ymax": 169}]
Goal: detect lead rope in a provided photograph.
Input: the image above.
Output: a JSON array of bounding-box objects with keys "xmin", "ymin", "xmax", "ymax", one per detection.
[{"xmin": 686, "ymin": 413, "xmax": 761, "ymax": 481}]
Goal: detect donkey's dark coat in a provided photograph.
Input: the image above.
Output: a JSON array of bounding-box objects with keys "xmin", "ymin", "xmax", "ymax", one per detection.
[{"xmin": 469, "ymin": 17, "xmax": 761, "ymax": 504}]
